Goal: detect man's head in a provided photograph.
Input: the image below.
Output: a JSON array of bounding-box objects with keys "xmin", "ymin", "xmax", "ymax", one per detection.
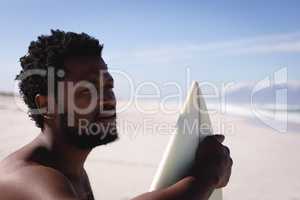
[{"xmin": 16, "ymin": 29, "xmax": 118, "ymax": 149}]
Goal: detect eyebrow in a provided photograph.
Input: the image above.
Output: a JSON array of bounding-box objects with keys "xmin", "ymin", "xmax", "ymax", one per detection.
[{"xmin": 88, "ymin": 75, "xmax": 114, "ymax": 88}]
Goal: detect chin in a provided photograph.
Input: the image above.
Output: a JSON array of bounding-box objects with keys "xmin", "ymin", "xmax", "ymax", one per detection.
[
  {"xmin": 79, "ymin": 131, "xmax": 119, "ymax": 149},
  {"xmin": 65, "ymin": 121, "xmax": 119, "ymax": 149}
]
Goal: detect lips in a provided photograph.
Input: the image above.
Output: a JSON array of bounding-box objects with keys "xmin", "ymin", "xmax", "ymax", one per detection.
[{"xmin": 95, "ymin": 112, "xmax": 117, "ymax": 122}]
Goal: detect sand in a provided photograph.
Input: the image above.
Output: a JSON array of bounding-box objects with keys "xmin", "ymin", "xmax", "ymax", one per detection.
[{"xmin": 0, "ymin": 96, "xmax": 299, "ymax": 200}]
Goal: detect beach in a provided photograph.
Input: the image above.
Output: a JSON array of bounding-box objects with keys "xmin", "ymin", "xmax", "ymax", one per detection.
[{"xmin": 0, "ymin": 95, "xmax": 300, "ymax": 200}]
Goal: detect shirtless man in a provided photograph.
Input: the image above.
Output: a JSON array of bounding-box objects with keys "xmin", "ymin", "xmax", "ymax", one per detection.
[{"xmin": 0, "ymin": 30, "xmax": 232, "ymax": 200}]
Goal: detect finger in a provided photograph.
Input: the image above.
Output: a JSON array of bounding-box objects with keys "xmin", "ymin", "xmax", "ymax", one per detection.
[
  {"xmin": 222, "ymin": 147, "xmax": 232, "ymax": 167},
  {"xmin": 223, "ymin": 145, "xmax": 230, "ymax": 155},
  {"xmin": 213, "ymin": 134, "xmax": 225, "ymax": 143},
  {"xmin": 224, "ymin": 158, "xmax": 233, "ymax": 185},
  {"xmin": 229, "ymin": 157, "xmax": 233, "ymax": 167},
  {"xmin": 217, "ymin": 166, "xmax": 232, "ymax": 188}
]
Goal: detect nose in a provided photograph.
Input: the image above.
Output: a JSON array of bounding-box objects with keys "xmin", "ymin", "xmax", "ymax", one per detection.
[
  {"xmin": 97, "ymin": 71, "xmax": 116, "ymax": 114},
  {"xmin": 97, "ymin": 90, "xmax": 116, "ymax": 117}
]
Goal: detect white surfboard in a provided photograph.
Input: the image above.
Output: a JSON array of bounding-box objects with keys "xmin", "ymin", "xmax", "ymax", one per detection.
[{"xmin": 150, "ymin": 81, "xmax": 222, "ymax": 200}]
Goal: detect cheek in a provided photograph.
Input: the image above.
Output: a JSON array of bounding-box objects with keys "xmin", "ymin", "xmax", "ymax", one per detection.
[
  {"xmin": 74, "ymin": 95, "xmax": 99, "ymax": 121},
  {"xmin": 68, "ymin": 92, "xmax": 98, "ymax": 113},
  {"xmin": 75, "ymin": 96, "xmax": 93, "ymax": 109},
  {"xmin": 61, "ymin": 96, "xmax": 98, "ymax": 127},
  {"xmin": 66, "ymin": 112, "xmax": 97, "ymax": 129},
  {"xmin": 62, "ymin": 83, "xmax": 97, "ymax": 112},
  {"xmin": 73, "ymin": 105, "xmax": 98, "ymax": 128}
]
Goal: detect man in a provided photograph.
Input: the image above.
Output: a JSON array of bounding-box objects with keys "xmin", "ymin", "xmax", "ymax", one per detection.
[{"xmin": 0, "ymin": 30, "xmax": 232, "ymax": 200}]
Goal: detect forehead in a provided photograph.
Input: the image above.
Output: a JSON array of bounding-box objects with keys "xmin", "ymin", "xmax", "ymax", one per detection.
[{"xmin": 63, "ymin": 56, "xmax": 108, "ymax": 82}]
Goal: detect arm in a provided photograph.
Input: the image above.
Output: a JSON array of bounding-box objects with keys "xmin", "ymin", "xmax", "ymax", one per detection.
[
  {"xmin": 132, "ymin": 135, "xmax": 232, "ymax": 200},
  {"xmin": 132, "ymin": 176, "xmax": 214, "ymax": 200}
]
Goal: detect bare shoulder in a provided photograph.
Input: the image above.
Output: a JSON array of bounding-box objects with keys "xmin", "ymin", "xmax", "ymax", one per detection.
[{"xmin": 0, "ymin": 159, "xmax": 78, "ymax": 200}]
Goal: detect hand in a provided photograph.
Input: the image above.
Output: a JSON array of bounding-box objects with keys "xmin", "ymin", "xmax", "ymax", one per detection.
[
  {"xmin": 190, "ymin": 134, "xmax": 233, "ymax": 189},
  {"xmin": 132, "ymin": 135, "xmax": 232, "ymax": 200}
]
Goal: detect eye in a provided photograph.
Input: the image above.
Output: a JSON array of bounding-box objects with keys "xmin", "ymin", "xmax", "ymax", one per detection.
[
  {"xmin": 81, "ymin": 90, "xmax": 91, "ymax": 95},
  {"xmin": 78, "ymin": 87, "xmax": 98, "ymax": 96}
]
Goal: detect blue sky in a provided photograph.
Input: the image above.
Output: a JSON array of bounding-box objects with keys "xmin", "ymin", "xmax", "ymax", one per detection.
[{"xmin": 0, "ymin": 0, "xmax": 300, "ymax": 97}]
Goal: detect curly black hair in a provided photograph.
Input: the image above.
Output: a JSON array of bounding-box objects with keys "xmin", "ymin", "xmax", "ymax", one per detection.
[{"xmin": 16, "ymin": 29, "xmax": 103, "ymax": 129}]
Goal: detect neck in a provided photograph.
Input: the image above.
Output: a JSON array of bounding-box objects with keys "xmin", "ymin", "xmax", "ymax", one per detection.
[{"xmin": 35, "ymin": 124, "xmax": 92, "ymax": 178}]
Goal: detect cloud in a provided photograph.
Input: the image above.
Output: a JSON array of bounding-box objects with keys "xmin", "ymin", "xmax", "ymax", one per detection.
[
  {"xmin": 109, "ymin": 31, "xmax": 300, "ymax": 65},
  {"xmin": 224, "ymin": 80, "xmax": 300, "ymax": 106}
]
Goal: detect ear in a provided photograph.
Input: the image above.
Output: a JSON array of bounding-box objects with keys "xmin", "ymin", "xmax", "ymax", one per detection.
[
  {"xmin": 35, "ymin": 94, "xmax": 53, "ymax": 120},
  {"xmin": 35, "ymin": 94, "xmax": 47, "ymax": 109}
]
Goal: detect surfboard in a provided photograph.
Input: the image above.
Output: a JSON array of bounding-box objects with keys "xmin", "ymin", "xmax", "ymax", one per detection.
[{"xmin": 149, "ymin": 81, "xmax": 222, "ymax": 200}]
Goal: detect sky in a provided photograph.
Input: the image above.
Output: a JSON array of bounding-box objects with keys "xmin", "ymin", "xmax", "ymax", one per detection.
[{"xmin": 0, "ymin": 0, "xmax": 299, "ymax": 99}]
